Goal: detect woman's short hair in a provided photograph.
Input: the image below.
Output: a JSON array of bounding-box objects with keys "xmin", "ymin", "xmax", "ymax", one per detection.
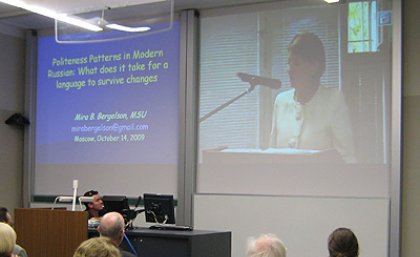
[
  {"xmin": 73, "ymin": 237, "xmax": 122, "ymax": 257},
  {"xmin": 0, "ymin": 222, "xmax": 17, "ymax": 256},
  {"xmin": 246, "ymin": 233, "xmax": 287, "ymax": 257},
  {"xmin": 289, "ymin": 31, "xmax": 326, "ymax": 77},
  {"xmin": 328, "ymin": 227, "xmax": 359, "ymax": 257}
]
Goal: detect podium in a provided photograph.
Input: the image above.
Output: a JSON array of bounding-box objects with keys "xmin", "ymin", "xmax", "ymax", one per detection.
[
  {"xmin": 14, "ymin": 208, "xmax": 88, "ymax": 257},
  {"xmin": 198, "ymin": 148, "xmax": 353, "ymax": 196},
  {"xmin": 202, "ymin": 148, "xmax": 344, "ymax": 164}
]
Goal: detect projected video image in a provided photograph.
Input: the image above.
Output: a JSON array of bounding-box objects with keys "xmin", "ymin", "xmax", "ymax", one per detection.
[{"xmin": 198, "ymin": 2, "xmax": 392, "ymax": 197}]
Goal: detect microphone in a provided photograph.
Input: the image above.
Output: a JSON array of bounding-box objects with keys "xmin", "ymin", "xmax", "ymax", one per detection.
[
  {"xmin": 72, "ymin": 179, "xmax": 78, "ymax": 211},
  {"xmin": 237, "ymin": 72, "xmax": 281, "ymax": 89}
]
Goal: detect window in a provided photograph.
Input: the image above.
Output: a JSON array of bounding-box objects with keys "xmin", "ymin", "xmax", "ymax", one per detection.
[{"xmin": 348, "ymin": 0, "xmax": 378, "ymax": 53}]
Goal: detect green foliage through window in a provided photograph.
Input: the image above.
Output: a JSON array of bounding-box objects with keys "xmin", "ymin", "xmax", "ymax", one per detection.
[{"xmin": 348, "ymin": 0, "xmax": 378, "ymax": 53}]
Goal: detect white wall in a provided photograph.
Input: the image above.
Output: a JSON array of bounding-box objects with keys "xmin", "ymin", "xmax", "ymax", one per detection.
[{"xmin": 194, "ymin": 194, "xmax": 388, "ymax": 257}]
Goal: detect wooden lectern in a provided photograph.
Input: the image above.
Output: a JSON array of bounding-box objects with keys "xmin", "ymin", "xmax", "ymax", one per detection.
[{"xmin": 14, "ymin": 208, "xmax": 88, "ymax": 257}]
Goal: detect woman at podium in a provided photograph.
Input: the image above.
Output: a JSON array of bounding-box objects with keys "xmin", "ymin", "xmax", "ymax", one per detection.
[{"xmin": 270, "ymin": 31, "xmax": 356, "ymax": 163}]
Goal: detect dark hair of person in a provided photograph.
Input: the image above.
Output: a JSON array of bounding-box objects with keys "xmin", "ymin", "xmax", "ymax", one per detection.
[
  {"xmin": 83, "ymin": 190, "xmax": 99, "ymax": 209},
  {"xmin": 0, "ymin": 207, "xmax": 8, "ymax": 223},
  {"xmin": 289, "ymin": 31, "xmax": 326, "ymax": 77},
  {"xmin": 328, "ymin": 227, "xmax": 359, "ymax": 257}
]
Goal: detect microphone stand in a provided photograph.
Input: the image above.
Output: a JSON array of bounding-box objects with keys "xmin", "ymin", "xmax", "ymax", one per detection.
[
  {"xmin": 199, "ymin": 84, "xmax": 256, "ymax": 123},
  {"xmin": 124, "ymin": 208, "xmax": 146, "ymax": 230},
  {"xmin": 123, "ymin": 196, "xmax": 144, "ymax": 230}
]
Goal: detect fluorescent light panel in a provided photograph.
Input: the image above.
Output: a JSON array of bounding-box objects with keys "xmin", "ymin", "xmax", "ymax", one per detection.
[
  {"xmin": 1, "ymin": 0, "xmax": 172, "ymax": 34},
  {"xmin": 106, "ymin": 23, "xmax": 151, "ymax": 32},
  {"xmin": 324, "ymin": 0, "xmax": 340, "ymax": 3},
  {"xmin": 0, "ymin": 0, "xmax": 103, "ymax": 31}
]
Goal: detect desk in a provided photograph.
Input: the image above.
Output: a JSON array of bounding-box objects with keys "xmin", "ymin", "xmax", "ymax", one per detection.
[
  {"xmin": 125, "ymin": 228, "xmax": 231, "ymax": 257},
  {"xmin": 91, "ymin": 228, "xmax": 231, "ymax": 257}
]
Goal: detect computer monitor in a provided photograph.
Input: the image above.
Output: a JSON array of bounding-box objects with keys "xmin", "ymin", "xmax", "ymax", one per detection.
[
  {"xmin": 143, "ymin": 193, "xmax": 175, "ymax": 224},
  {"xmin": 102, "ymin": 195, "xmax": 130, "ymax": 215}
]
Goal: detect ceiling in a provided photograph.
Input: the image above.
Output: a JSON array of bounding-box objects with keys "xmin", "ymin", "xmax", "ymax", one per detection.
[{"xmin": 0, "ymin": 0, "xmax": 272, "ymax": 31}]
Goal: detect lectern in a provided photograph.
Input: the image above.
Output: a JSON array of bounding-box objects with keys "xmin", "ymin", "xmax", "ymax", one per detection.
[{"xmin": 14, "ymin": 208, "xmax": 88, "ymax": 257}]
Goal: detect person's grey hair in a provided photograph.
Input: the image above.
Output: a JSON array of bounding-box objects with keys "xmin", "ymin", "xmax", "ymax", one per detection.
[
  {"xmin": 0, "ymin": 222, "xmax": 17, "ymax": 256},
  {"xmin": 246, "ymin": 233, "xmax": 287, "ymax": 257},
  {"xmin": 98, "ymin": 212, "xmax": 124, "ymax": 241}
]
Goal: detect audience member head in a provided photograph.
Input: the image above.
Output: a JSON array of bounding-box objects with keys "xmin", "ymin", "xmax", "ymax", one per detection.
[
  {"xmin": 97, "ymin": 212, "xmax": 125, "ymax": 246},
  {"xmin": 328, "ymin": 227, "xmax": 359, "ymax": 257},
  {"xmin": 246, "ymin": 233, "xmax": 287, "ymax": 257},
  {"xmin": 0, "ymin": 222, "xmax": 17, "ymax": 257},
  {"xmin": 73, "ymin": 237, "xmax": 121, "ymax": 257},
  {"xmin": 0, "ymin": 207, "xmax": 11, "ymax": 224},
  {"xmin": 83, "ymin": 190, "xmax": 104, "ymax": 218}
]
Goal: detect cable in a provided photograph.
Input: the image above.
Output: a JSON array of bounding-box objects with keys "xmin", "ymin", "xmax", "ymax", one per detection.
[
  {"xmin": 147, "ymin": 210, "xmax": 168, "ymax": 224},
  {"xmin": 52, "ymin": 197, "xmax": 59, "ymax": 209},
  {"xmin": 123, "ymin": 233, "xmax": 138, "ymax": 256}
]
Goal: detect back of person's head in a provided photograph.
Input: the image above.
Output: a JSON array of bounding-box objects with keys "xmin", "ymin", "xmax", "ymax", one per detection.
[
  {"xmin": 289, "ymin": 31, "xmax": 326, "ymax": 77},
  {"xmin": 0, "ymin": 222, "xmax": 17, "ymax": 257},
  {"xmin": 73, "ymin": 237, "xmax": 122, "ymax": 257},
  {"xmin": 246, "ymin": 233, "xmax": 287, "ymax": 257},
  {"xmin": 98, "ymin": 212, "xmax": 125, "ymax": 244},
  {"xmin": 83, "ymin": 190, "xmax": 99, "ymax": 209},
  {"xmin": 0, "ymin": 207, "xmax": 9, "ymax": 223},
  {"xmin": 328, "ymin": 227, "xmax": 359, "ymax": 257}
]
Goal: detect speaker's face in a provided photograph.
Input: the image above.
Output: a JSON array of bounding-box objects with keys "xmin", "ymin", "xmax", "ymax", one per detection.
[{"xmin": 90, "ymin": 194, "xmax": 104, "ymax": 211}]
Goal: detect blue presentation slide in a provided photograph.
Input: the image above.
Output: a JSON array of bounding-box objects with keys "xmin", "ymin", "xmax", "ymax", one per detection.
[{"xmin": 36, "ymin": 22, "xmax": 180, "ymax": 165}]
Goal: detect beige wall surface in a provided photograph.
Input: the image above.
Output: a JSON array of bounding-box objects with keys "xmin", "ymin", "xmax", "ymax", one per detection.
[
  {"xmin": 402, "ymin": 96, "xmax": 420, "ymax": 257},
  {"xmin": 402, "ymin": 0, "xmax": 420, "ymax": 97},
  {"xmin": 401, "ymin": 1, "xmax": 420, "ymax": 256},
  {"xmin": 0, "ymin": 33, "xmax": 25, "ymax": 214}
]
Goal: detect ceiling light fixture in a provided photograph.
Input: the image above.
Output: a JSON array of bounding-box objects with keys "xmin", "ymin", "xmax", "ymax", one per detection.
[
  {"xmin": 0, "ymin": 0, "xmax": 103, "ymax": 31},
  {"xmin": 324, "ymin": 0, "xmax": 340, "ymax": 3},
  {"xmin": 106, "ymin": 23, "xmax": 151, "ymax": 33}
]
